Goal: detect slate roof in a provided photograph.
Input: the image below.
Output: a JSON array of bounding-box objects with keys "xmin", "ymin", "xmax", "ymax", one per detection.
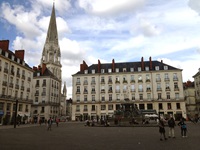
[{"xmin": 74, "ymin": 60, "xmax": 181, "ymax": 75}]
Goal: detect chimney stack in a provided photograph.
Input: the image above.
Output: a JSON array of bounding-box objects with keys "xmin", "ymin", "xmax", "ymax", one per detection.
[
  {"xmin": 15, "ymin": 50, "xmax": 25, "ymax": 61},
  {"xmin": 141, "ymin": 57, "xmax": 144, "ymax": 71},
  {"xmin": 149, "ymin": 57, "xmax": 152, "ymax": 70},
  {"xmin": 42, "ymin": 63, "xmax": 46, "ymax": 75},
  {"xmin": 80, "ymin": 60, "xmax": 88, "ymax": 72},
  {"xmin": 98, "ymin": 59, "xmax": 101, "ymax": 73},
  {"xmin": 0, "ymin": 40, "xmax": 9, "ymax": 51},
  {"xmin": 112, "ymin": 59, "xmax": 115, "ymax": 72}
]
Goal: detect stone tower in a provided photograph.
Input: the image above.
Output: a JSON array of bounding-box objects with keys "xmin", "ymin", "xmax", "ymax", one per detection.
[{"xmin": 41, "ymin": 3, "xmax": 62, "ymax": 81}]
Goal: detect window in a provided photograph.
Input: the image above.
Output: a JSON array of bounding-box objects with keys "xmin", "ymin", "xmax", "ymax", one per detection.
[
  {"xmin": 116, "ymin": 85, "xmax": 120, "ymax": 93},
  {"xmin": 84, "ymin": 95, "xmax": 87, "ymax": 102},
  {"xmin": 166, "ymin": 82, "xmax": 170, "ymax": 90},
  {"xmin": 116, "ymin": 76, "xmax": 120, "ymax": 82},
  {"xmin": 158, "ymin": 93, "xmax": 162, "ymax": 100},
  {"xmin": 6, "ymin": 103, "xmax": 11, "ymax": 111},
  {"xmin": 92, "ymin": 95, "xmax": 95, "ymax": 102},
  {"xmin": 139, "ymin": 94, "xmax": 143, "ymax": 100},
  {"xmin": 84, "ymin": 86, "xmax": 88, "ymax": 93},
  {"xmin": 109, "ymin": 94, "xmax": 112, "ymax": 101},
  {"xmin": 92, "ymin": 69, "xmax": 95, "ymax": 74},
  {"xmin": 77, "ymin": 86, "xmax": 80, "ymax": 93},
  {"xmin": 167, "ymin": 103, "xmax": 172, "ymax": 109},
  {"xmin": 131, "ymin": 85, "xmax": 135, "ymax": 92},
  {"xmin": 84, "ymin": 77, "xmax": 88, "ymax": 84},
  {"xmin": 91, "ymin": 105, "xmax": 96, "ymax": 111},
  {"xmin": 84, "ymin": 105, "xmax": 87, "ymax": 111},
  {"xmin": 84, "ymin": 70, "xmax": 88, "ymax": 74},
  {"xmin": 139, "ymin": 84, "xmax": 143, "ymax": 92},
  {"xmin": 108, "ymin": 105, "xmax": 113, "ymax": 110},
  {"xmin": 91, "ymin": 86, "xmax": 95, "ymax": 93},
  {"xmin": 176, "ymin": 103, "xmax": 180, "ymax": 109},
  {"xmin": 101, "ymin": 95, "xmax": 105, "ymax": 101},
  {"xmin": 130, "ymin": 68, "xmax": 134, "ymax": 72},
  {"xmin": 138, "ymin": 75, "xmax": 142, "ymax": 82},
  {"xmin": 101, "ymin": 77, "xmax": 105, "ymax": 83},
  {"xmin": 147, "ymin": 93, "xmax": 151, "ymax": 100},
  {"xmin": 174, "ymin": 82, "xmax": 178, "ymax": 89},
  {"xmin": 116, "ymin": 94, "xmax": 120, "ymax": 100},
  {"xmin": 123, "ymin": 76, "xmax": 127, "ymax": 83},
  {"xmin": 167, "ymin": 93, "xmax": 170, "ymax": 99},
  {"xmin": 173, "ymin": 73, "xmax": 178, "ymax": 80},
  {"xmin": 108, "ymin": 85, "xmax": 112, "ymax": 92},
  {"xmin": 77, "ymin": 95, "xmax": 80, "ymax": 102},
  {"xmin": 157, "ymin": 83, "xmax": 161, "ymax": 90},
  {"xmin": 145, "ymin": 66, "xmax": 149, "ymax": 71},
  {"xmin": 91, "ymin": 77, "xmax": 95, "ymax": 84},
  {"xmin": 155, "ymin": 66, "xmax": 159, "ymax": 70},
  {"xmin": 132, "ymin": 94, "xmax": 135, "ymax": 100},
  {"xmin": 101, "ymin": 85, "xmax": 105, "ymax": 92},
  {"xmin": 164, "ymin": 66, "xmax": 168, "ymax": 70},
  {"xmin": 165, "ymin": 73, "xmax": 169, "ymax": 80},
  {"xmin": 76, "ymin": 105, "xmax": 80, "ymax": 112},
  {"xmin": 147, "ymin": 104, "xmax": 153, "ymax": 110},
  {"xmin": 76, "ymin": 78, "xmax": 80, "ymax": 84},
  {"xmin": 131, "ymin": 75, "xmax": 135, "ymax": 82},
  {"xmin": 101, "ymin": 105, "xmax": 106, "ymax": 110},
  {"xmin": 123, "ymin": 85, "xmax": 127, "ymax": 92},
  {"xmin": 108, "ymin": 68, "xmax": 112, "ymax": 73},
  {"xmin": 156, "ymin": 74, "xmax": 161, "ymax": 81},
  {"xmin": 158, "ymin": 103, "xmax": 163, "ymax": 109},
  {"xmin": 101, "ymin": 69, "xmax": 105, "ymax": 73},
  {"xmin": 139, "ymin": 104, "xmax": 144, "ymax": 109},
  {"xmin": 175, "ymin": 93, "xmax": 179, "ymax": 100},
  {"xmin": 123, "ymin": 68, "xmax": 126, "ymax": 72},
  {"xmin": 138, "ymin": 67, "xmax": 141, "ymax": 71},
  {"xmin": 18, "ymin": 104, "xmax": 23, "ymax": 111},
  {"xmin": 0, "ymin": 103, "xmax": 4, "ymax": 111},
  {"xmin": 108, "ymin": 76, "xmax": 112, "ymax": 83},
  {"xmin": 115, "ymin": 68, "xmax": 119, "ymax": 72}
]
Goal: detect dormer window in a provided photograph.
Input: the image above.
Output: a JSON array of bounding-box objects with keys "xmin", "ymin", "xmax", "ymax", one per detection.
[
  {"xmin": 123, "ymin": 68, "xmax": 126, "ymax": 72},
  {"xmin": 164, "ymin": 66, "xmax": 168, "ymax": 70},
  {"xmin": 155, "ymin": 66, "xmax": 159, "ymax": 70},
  {"xmin": 92, "ymin": 69, "xmax": 95, "ymax": 74},
  {"xmin": 5, "ymin": 52, "xmax": 8, "ymax": 57},
  {"xmin": 145, "ymin": 66, "xmax": 149, "ymax": 71},
  {"xmin": 101, "ymin": 69, "xmax": 104, "ymax": 73},
  {"xmin": 12, "ymin": 55, "xmax": 15, "ymax": 61},
  {"xmin": 37, "ymin": 72, "xmax": 40, "ymax": 76},
  {"xmin": 108, "ymin": 68, "xmax": 112, "ymax": 73},
  {"xmin": 115, "ymin": 68, "xmax": 119, "ymax": 72},
  {"xmin": 84, "ymin": 70, "xmax": 88, "ymax": 74},
  {"xmin": 130, "ymin": 68, "xmax": 134, "ymax": 72},
  {"xmin": 138, "ymin": 67, "xmax": 141, "ymax": 72}
]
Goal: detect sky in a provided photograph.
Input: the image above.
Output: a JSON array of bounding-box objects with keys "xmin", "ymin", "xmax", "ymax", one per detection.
[{"xmin": 0, "ymin": 0, "xmax": 200, "ymax": 98}]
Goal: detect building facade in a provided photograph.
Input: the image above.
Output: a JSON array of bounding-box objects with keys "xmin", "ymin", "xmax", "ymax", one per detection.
[
  {"xmin": 193, "ymin": 68, "xmax": 200, "ymax": 116},
  {"xmin": 183, "ymin": 81, "xmax": 197, "ymax": 117},
  {"xmin": 31, "ymin": 4, "xmax": 65, "ymax": 122},
  {"xmin": 72, "ymin": 57, "xmax": 186, "ymax": 121},
  {"xmin": 0, "ymin": 40, "xmax": 33, "ymax": 125}
]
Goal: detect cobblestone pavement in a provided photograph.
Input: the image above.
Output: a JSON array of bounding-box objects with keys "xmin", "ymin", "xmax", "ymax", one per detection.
[{"xmin": 0, "ymin": 122, "xmax": 200, "ymax": 150}]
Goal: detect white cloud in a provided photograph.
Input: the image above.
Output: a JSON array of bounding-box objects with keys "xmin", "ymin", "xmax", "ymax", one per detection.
[
  {"xmin": 188, "ymin": 0, "xmax": 200, "ymax": 15},
  {"xmin": 78, "ymin": 0, "xmax": 146, "ymax": 16}
]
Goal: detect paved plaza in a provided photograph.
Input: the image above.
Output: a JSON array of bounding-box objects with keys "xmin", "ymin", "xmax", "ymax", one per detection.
[{"xmin": 0, "ymin": 122, "xmax": 200, "ymax": 150}]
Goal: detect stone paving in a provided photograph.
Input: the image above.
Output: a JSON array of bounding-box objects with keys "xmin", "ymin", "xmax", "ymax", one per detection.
[{"xmin": 0, "ymin": 121, "xmax": 200, "ymax": 150}]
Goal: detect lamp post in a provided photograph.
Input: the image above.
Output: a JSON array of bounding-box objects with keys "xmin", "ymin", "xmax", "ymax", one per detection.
[{"xmin": 14, "ymin": 99, "xmax": 18, "ymax": 128}]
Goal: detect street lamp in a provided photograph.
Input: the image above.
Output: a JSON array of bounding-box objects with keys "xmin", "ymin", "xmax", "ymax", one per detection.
[{"xmin": 14, "ymin": 99, "xmax": 18, "ymax": 128}]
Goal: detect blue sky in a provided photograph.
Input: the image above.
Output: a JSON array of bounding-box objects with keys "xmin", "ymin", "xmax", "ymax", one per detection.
[{"xmin": 1, "ymin": 0, "xmax": 200, "ymax": 98}]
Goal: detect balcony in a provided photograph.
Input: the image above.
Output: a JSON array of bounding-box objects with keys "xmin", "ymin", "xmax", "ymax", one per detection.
[
  {"xmin": 138, "ymin": 80, "xmax": 143, "ymax": 83},
  {"xmin": 28, "ymin": 77, "xmax": 31, "ymax": 81},
  {"xmin": 138, "ymin": 89, "xmax": 143, "ymax": 92},
  {"xmin": 156, "ymin": 78, "xmax": 161, "ymax": 82},
  {"xmin": 21, "ymin": 86, "xmax": 25, "ymax": 91},
  {"xmin": 4, "ymin": 68, "xmax": 8, "ymax": 73},
  {"xmin": 91, "ymin": 81, "xmax": 96, "ymax": 85},
  {"xmin": 108, "ymin": 79, "xmax": 112, "ymax": 84},
  {"xmin": 91, "ymin": 90, "xmax": 96, "ymax": 94},
  {"xmin": 2, "ymin": 81, "xmax": 7, "ymax": 86},
  {"xmin": 173, "ymin": 77, "xmax": 178, "ymax": 81},
  {"xmin": 108, "ymin": 89, "xmax": 113, "ymax": 93},
  {"xmin": 115, "ymin": 80, "xmax": 120, "ymax": 84},
  {"xmin": 101, "ymin": 80, "xmax": 105, "ymax": 84},
  {"xmin": 76, "ymin": 81, "xmax": 81, "ymax": 85},
  {"xmin": 35, "ymin": 84, "xmax": 39, "ymax": 87},
  {"xmin": 101, "ymin": 89, "xmax": 105, "ymax": 93},
  {"xmin": 42, "ymin": 92, "xmax": 46, "ymax": 96},
  {"xmin": 123, "ymin": 80, "xmax": 128, "ymax": 84},
  {"xmin": 130, "ymin": 80, "xmax": 135, "ymax": 83},
  {"xmin": 174, "ymin": 87, "xmax": 179, "ymax": 91},
  {"xmin": 35, "ymin": 92, "xmax": 39, "ymax": 96},
  {"xmin": 22, "ymin": 74, "xmax": 25, "ymax": 80},
  {"xmin": 83, "ymin": 109, "xmax": 88, "ymax": 112},
  {"xmin": 9, "ymin": 83, "xmax": 13, "ymax": 88},
  {"xmin": 83, "ymin": 81, "xmax": 88, "ymax": 85},
  {"xmin": 165, "ymin": 87, "xmax": 170, "ymax": 91},
  {"xmin": 16, "ymin": 73, "xmax": 20, "ymax": 78},
  {"xmin": 11, "ymin": 70, "xmax": 15, "ymax": 76},
  {"xmin": 115, "ymin": 89, "xmax": 120, "ymax": 93},
  {"xmin": 83, "ymin": 90, "xmax": 88, "ymax": 94},
  {"xmin": 157, "ymin": 88, "xmax": 162, "ymax": 91},
  {"xmin": 164, "ymin": 78, "xmax": 170, "ymax": 81},
  {"xmin": 27, "ymin": 88, "xmax": 30, "ymax": 92},
  {"xmin": 146, "ymin": 88, "xmax": 151, "ymax": 92},
  {"xmin": 76, "ymin": 90, "xmax": 80, "ymax": 94},
  {"xmin": 130, "ymin": 89, "xmax": 135, "ymax": 92},
  {"xmin": 15, "ymin": 84, "xmax": 19, "ymax": 89},
  {"xmin": 76, "ymin": 109, "xmax": 80, "ymax": 112},
  {"xmin": 146, "ymin": 79, "xmax": 150, "ymax": 82}
]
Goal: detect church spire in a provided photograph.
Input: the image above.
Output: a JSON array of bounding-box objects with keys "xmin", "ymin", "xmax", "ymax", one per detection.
[{"xmin": 41, "ymin": 3, "xmax": 62, "ymax": 80}]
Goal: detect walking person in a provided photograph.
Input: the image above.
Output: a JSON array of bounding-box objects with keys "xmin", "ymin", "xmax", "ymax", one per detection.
[
  {"xmin": 178, "ymin": 118, "xmax": 187, "ymax": 137},
  {"xmin": 159, "ymin": 117, "xmax": 167, "ymax": 141},
  {"xmin": 168, "ymin": 115, "xmax": 176, "ymax": 138},
  {"xmin": 47, "ymin": 117, "xmax": 52, "ymax": 131},
  {"xmin": 56, "ymin": 118, "xmax": 59, "ymax": 127}
]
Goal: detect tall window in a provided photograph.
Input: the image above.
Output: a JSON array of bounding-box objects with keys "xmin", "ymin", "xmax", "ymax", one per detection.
[
  {"xmin": 175, "ymin": 93, "xmax": 179, "ymax": 100},
  {"xmin": 139, "ymin": 94, "xmax": 143, "ymax": 100},
  {"xmin": 158, "ymin": 93, "xmax": 162, "ymax": 99},
  {"xmin": 167, "ymin": 93, "xmax": 170, "ymax": 99},
  {"xmin": 116, "ymin": 94, "xmax": 120, "ymax": 101},
  {"xmin": 84, "ymin": 95, "xmax": 87, "ymax": 102},
  {"xmin": 92, "ymin": 95, "xmax": 95, "ymax": 102},
  {"xmin": 101, "ymin": 105, "xmax": 106, "ymax": 110},
  {"xmin": 132, "ymin": 94, "xmax": 135, "ymax": 100},
  {"xmin": 101, "ymin": 95, "xmax": 105, "ymax": 101},
  {"xmin": 109, "ymin": 94, "xmax": 112, "ymax": 101}
]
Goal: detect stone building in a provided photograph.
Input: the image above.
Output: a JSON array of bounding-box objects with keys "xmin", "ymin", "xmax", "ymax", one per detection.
[
  {"xmin": 193, "ymin": 68, "xmax": 200, "ymax": 116},
  {"xmin": 71, "ymin": 57, "xmax": 186, "ymax": 121},
  {"xmin": 0, "ymin": 40, "xmax": 33, "ymax": 124}
]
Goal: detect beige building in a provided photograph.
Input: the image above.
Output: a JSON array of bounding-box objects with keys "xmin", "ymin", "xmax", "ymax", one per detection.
[
  {"xmin": 31, "ymin": 4, "xmax": 66, "ymax": 122},
  {"xmin": 183, "ymin": 81, "xmax": 197, "ymax": 117},
  {"xmin": 72, "ymin": 57, "xmax": 186, "ymax": 121},
  {"xmin": 0, "ymin": 40, "xmax": 33, "ymax": 125},
  {"xmin": 193, "ymin": 69, "xmax": 200, "ymax": 116}
]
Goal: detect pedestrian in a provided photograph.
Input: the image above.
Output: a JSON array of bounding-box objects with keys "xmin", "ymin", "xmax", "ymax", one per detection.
[
  {"xmin": 178, "ymin": 118, "xmax": 187, "ymax": 137},
  {"xmin": 56, "ymin": 118, "xmax": 59, "ymax": 127},
  {"xmin": 47, "ymin": 117, "xmax": 52, "ymax": 131},
  {"xmin": 159, "ymin": 117, "xmax": 167, "ymax": 141},
  {"xmin": 168, "ymin": 115, "xmax": 176, "ymax": 138}
]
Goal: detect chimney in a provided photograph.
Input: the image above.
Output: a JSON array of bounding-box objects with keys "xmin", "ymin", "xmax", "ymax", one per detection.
[
  {"xmin": 161, "ymin": 60, "xmax": 163, "ymax": 63},
  {"xmin": 98, "ymin": 59, "xmax": 101, "ymax": 73},
  {"xmin": 15, "ymin": 50, "xmax": 25, "ymax": 61},
  {"xmin": 0, "ymin": 40, "xmax": 9, "ymax": 51},
  {"xmin": 112, "ymin": 59, "xmax": 115, "ymax": 72},
  {"xmin": 141, "ymin": 57, "xmax": 144, "ymax": 71},
  {"xmin": 33, "ymin": 66, "xmax": 37, "ymax": 71},
  {"xmin": 149, "ymin": 57, "xmax": 152, "ymax": 70},
  {"xmin": 38, "ymin": 65, "xmax": 41, "ymax": 71},
  {"xmin": 42, "ymin": 63, "xmax": 46, "ymax": 75},
  {"xmin": 80, "ymin": 60, "xmax": 88, "ymax": 72}
]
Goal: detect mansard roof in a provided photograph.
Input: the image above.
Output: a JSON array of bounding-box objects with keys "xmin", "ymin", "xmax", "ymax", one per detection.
[{"xmin": 74, "ymin": 60, "xmax": 182, "ymax": 75}]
